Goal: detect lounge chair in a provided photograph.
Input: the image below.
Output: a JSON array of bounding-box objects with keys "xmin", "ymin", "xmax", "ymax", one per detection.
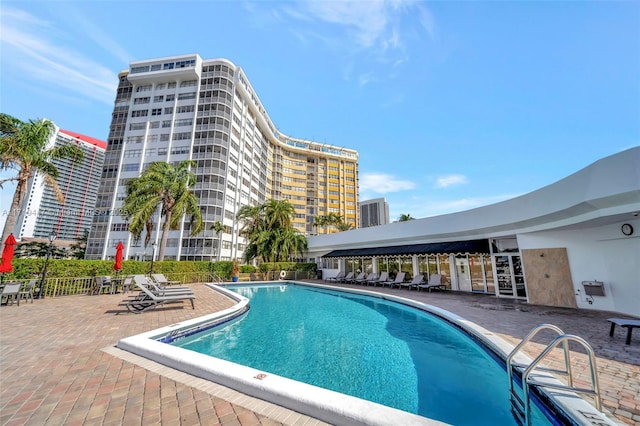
[
  {"xmin": 368, "ymin": 271, "xmax": 389, "ymax": 286},
  {"xmin": 348, "ymin": 272, "xmax": 366, "ymax": 284},
  {"xmin": 385, "ymin": 272, "xmax": 406, "ymax": 288},
  {"xmin": 363, "ymin": 272, "xmax": 378, "ymax": 285},
  {"xmin": 151, "ymin": 273, "xmax": 182, "ymax": 287},
  {"xmin": 325, "ymin": 271, "xmax": 345, "ymax": 283},
  {"xmin": 1, "ymin": 282, "xmax": 21, "ymax": 306},
  {"xmin": 18, "ymin": 279, "xmax": 37, "ymax": 303},
  {"xmin": 416, "ymin": 274, "xmax": 446, "ymax": 292},
  {"xmin": 126, "ymin": 279, "xmax": 195, "ymax": 313},
  {"xmin": 397, "ymin": 274, "xmax": 424, "ymax": 290},
  {"xmin": 354, "ymin": 272, "xmax": 371, "ymax": 285},
  {"xmin": 337, "ymin": 272, "xmax": 354, "ymax": 283},
  {"xmin": 133, "ymin": 275, "xmax": 192, "ymax": 295}
]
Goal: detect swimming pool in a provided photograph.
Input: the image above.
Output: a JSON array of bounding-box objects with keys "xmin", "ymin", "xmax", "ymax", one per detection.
[
  {"xmin": 175, "ymin": 284, "xmax": 541, "ymax": 424},
  {"xmin": 117, "ymin": 282, "xmax": 614, "ymax": 426}
]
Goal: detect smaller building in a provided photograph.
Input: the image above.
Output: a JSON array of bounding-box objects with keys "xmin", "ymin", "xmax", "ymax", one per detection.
[
  {"xmin": 359, "ymin": 197, "xmax": 390, "ymax": 228},
  {"xmin": 311, "ymin": 147, "xmax": 640, "ymax": 317},
  {"xmin": 12, "ymin": 126, "xmax": 107, "ymax": 243}
]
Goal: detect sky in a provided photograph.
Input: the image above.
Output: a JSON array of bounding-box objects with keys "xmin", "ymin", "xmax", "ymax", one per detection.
[{"xmin": 1, "ymin": 0, "xmax": 639, "ymax": 233}]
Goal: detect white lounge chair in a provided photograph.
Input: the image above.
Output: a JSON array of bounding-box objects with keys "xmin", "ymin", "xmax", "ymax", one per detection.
[
  {"xmin": 348, "ymin": 272, "xmax": 366, "ymax": 284},
  {"xmin": 126, "ymin": 278, "xmax": 195, "ymax": 313},
  {"xmin": 364, "ymin": 272, "xmax": 380, "ymax": 286},
  {"xmin": 416, "ymin": 274, "xmax": 446, "ymax": 292},
  {"xmin": 133, "ymin": 275, "xmax": 192, "ymax": 295},
  {"xmin": 152, "ymin": 273, "xmax": 182, "ymax": 287},
  {"xmin": 337, "ymin": 272, "xmax": 354, "ymax": 283},
  {"xmin": 325, "ymin": 271, "xmax": 345, "ymax": 283},
  {"xmin": 385, "ymin": 272, "xmax": 406, "ymax": 288},
  {"xmin": 354, "ymin": 272, "xmax": 371, "ymax": 285},
  {"xmin": 368, "ymin": 271, "xmax": 389, "ymax": 286},
  {"xmin": 397, "ymin": 274, "xmax": 424, "ymax": 290}
]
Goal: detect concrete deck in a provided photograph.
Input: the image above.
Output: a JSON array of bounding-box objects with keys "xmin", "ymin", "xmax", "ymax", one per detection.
[{"xmin": 0, "ymin": 280, "xmax": 638, "ymax": 425}]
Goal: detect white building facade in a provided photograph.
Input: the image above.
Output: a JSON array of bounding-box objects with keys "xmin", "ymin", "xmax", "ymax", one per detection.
[
  {"xmin": 86, "ymin": 54, "xmax": 358, "ymax": 261},
  {"xmin": 11, "ymin": 127, "xmax": 106, "ymax": 242},
  {"xmin": 359, "ymin": 197, "xmax": 390, "ymax": 228},
  {"xmin": 311, "ymin": 147, "xmax": 640, "ymax": 317}
]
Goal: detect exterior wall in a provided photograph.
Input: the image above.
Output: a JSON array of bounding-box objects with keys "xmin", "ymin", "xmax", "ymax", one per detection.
[
  {"xmin": 517, "ymin": 221, "xmax": 640, "ymax": 316},
  {"xmin": 86, "ymin": 54, "xmax": 358, "ymax": 261},
  {"xmin": 310, "ymin": 147, "xmax": 640, "ymax": 316},
  {"xmin": 13, "ymin": 127, "xmax": 106, "ymax": 242}
]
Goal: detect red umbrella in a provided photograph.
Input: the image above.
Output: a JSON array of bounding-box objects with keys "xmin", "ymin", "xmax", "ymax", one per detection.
[
  {"xmin": 0, "ymin": 234, "xmax": 17, "ymax": 274},
  {"xmin": 114, "ymin": 241, "xmax": 124, "ymax": 272}
]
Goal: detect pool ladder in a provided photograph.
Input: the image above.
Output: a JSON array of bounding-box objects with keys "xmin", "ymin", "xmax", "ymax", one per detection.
[{"xmin": 506, "ymin": 324, "xmax": 602, "ymax": 425}]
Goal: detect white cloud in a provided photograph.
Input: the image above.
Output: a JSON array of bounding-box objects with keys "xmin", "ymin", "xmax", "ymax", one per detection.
[
  {"xmin": 275, "ymin": 0, "xmax": 434, "ymax": 60},
  {"xmin": 360, "ymin": 173, "xmax": 416, "ymax": 196},
  {"xmin": 0, "ymin": 6, "xmax": 121, "ymax": 106},
  {"xmin": 390, "ymin": 193, "xmax": 520, "ymax": 220},
  {"xmin": 434, "ymin": 174, "xmax": 468, "ymax": 188}
]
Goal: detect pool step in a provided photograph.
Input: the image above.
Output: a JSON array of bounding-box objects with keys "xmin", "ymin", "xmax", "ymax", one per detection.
[{"xmin": 506, "ymin": 324, "xmax": 602, "ymax": 426}]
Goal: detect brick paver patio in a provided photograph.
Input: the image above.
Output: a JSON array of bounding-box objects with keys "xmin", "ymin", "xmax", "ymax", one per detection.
[{"xmin": 1, "ymin": 280, "xmax": 638, "ymax": 425}]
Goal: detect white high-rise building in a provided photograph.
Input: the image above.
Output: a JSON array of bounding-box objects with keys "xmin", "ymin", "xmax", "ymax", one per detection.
[
  {"xmin": 359, "ymin": 198, "xmax": 390, "ymax": 228},
  {"xmin": 86, "ymin": 54, "xmax": 359, "ymax": 261},
  {"xmin": 11, "ymin": 126, "xmax": 106, "ymax": 242}
]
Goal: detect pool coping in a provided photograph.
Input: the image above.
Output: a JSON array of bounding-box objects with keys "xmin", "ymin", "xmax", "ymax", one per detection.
[{"xmin": 116, "ymin": 281, "xmax": 619, "ymax": 426}]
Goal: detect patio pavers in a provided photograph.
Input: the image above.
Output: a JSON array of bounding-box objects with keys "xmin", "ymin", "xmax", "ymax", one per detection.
[{"xmin": 1, "ymin": 281, "xmax": 638, "ymax": 425}]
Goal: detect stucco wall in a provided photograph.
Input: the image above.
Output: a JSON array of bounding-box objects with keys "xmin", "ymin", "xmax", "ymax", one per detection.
[{"xmin": 518, "ymin": 220, "xmax": 640, "ymax": 317}]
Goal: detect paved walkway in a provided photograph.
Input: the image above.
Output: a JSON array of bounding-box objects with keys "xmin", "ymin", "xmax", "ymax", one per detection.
[{"xmin": 0, "ymin": 281, "xmax": 638, "ymax": 425}]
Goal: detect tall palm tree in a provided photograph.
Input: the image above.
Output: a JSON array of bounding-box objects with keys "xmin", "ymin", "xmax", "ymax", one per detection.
[
  {"xmin": 122, "ymin": 160, "xmax": 203, "ymax": 260},
  {"xmin": 0, "ymin": 114, "xmax": 84, "ymax": 247},
  {"xmin": 210, "ymin": 221, "xmax": 224, "ymax": 261},
  {"xmin": 237, "ymin": 199, "xmax": 307, "ymax": 263}
]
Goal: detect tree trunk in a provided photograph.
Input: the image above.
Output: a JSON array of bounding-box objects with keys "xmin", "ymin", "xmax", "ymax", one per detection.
[{"xmin": 158, "ymin": 209, "xmax": 172, "ymax": 261}]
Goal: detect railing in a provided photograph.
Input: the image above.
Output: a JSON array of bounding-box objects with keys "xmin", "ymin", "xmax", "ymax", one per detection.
[
  {"xmin": 20, "ymin": 270, "xmax": 318, "ymax": 298},
  {"xmin": 507, "ymin": 324, "xmax": 602, "ymax": 426}
]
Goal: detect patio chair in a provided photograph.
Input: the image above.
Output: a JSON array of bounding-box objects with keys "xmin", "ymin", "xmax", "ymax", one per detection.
[
  {"xmin": 416, "ymin": 274, "xmax": 446, "ymax": 292},
  {"xmin": 368, "ymin": 271, "xmax": 389, "ymax": 286},
  {"xmin": 385, "ymin": 272, "xmax": 406, "ymax": 288},
  {"xmin": 1, "ymin": 282, "xmax": 22, "ymax": 306},
  {"xmin": 337, "ymin": 272, "xmax": 354, "ymax": 283},
  {"xmin": 151, "ymin": 273, "xmax": 182, "ymax": 287},
  {"xmin": 126, "ymin": 279, "xmax": 195, "ymax": 313},
  {"xmin": 348, "ymin": 272, "xmax": 366, "ymax": 284},
  {"xmin": 94, "ymin": 276, "xmax": 113, "ymax": 295},
  {"xmin": 18, "ymin": 279, "xmax": 37, "ymax": 303},
  {"xmin": 397, "ymin": 274, "xmax": 425, "ymax": 290},
  {"xmin": 325, "ymin": 271, "xmax": 345, "ymax": 283},
  {"xmin": 133, "ymin": 275, "xmax": 192, "ymax": 295},
  {"xmin": 363, "ymin": 272, "xmax": 379, "ymax": 285}
]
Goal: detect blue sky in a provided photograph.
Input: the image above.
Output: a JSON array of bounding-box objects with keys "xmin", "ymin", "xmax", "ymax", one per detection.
[{"xmin": 1, "ymin": 0, "xmax": 639, "ymax": 233}]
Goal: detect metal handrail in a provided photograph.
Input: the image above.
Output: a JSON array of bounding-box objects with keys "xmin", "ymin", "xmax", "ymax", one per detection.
[
  {"xmin": 522, "ymin": 334, "xmax": 601, "ymax": 425},
  {"xmin": 507, "ymin": 324, "xmax": 601, "ymax": 425}
]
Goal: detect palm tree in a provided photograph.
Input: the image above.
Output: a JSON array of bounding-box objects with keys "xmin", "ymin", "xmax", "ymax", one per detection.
[
  {"xmin": 122, "ymin": 160, "xmax": 203, "ymax": 260},
  {"xmin": 313, "ymin": 213, "xmax": 343, "ymax": 234},
  {"xmin": 210, "ymin": 221, "xmax": 224, "ymax": 261},
  {"xmin": 0, "ymin": 114, "xmax": 84, "ymax": 248},
  {"xmin": 398, "ymin": 214, "xmax": 414, "ymax": 222},
  {"xmin": 237, "ymin": 199, "xmax": 307, "ymax": 263}
]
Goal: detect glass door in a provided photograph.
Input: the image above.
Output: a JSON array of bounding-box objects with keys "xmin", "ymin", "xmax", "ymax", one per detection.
[{"xmin": 493, "ymin": 254, "xmax": 527, "ymax": 298}]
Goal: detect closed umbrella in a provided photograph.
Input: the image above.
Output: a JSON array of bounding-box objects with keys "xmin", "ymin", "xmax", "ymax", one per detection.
[
  {"xmin": 114, "ymin": 241, "xmax": 124, "ymax": 274},
  {"xmin": 0, "ymin": 234, "xmax": 17, "ymax": 283}
]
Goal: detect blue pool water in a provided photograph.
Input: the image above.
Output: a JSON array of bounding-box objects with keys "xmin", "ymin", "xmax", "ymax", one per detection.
[{"xmin": 172, "ymin": 284, "xmax": 552, "ymax": 425}]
